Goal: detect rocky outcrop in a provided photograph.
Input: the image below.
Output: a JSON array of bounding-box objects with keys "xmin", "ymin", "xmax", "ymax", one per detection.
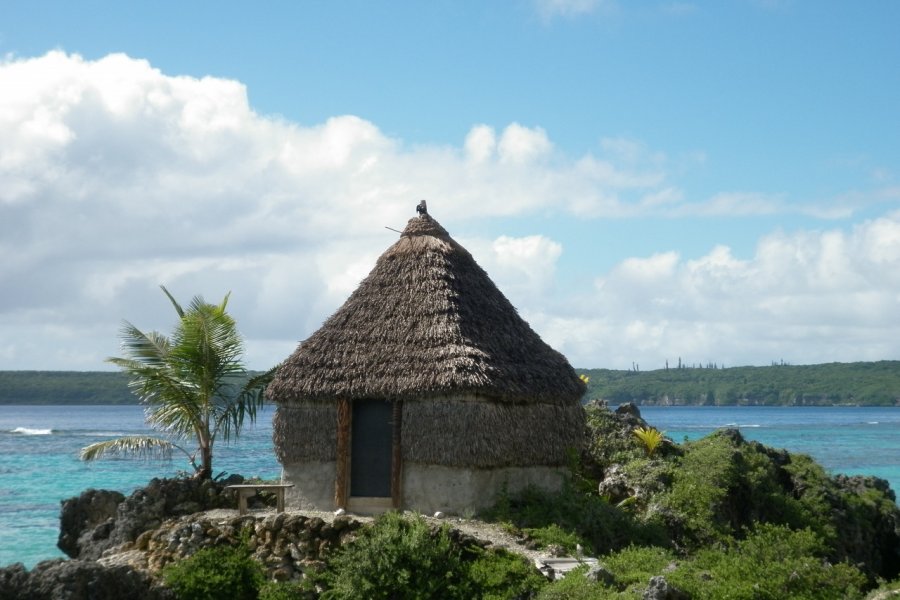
[
  {"xmin": 59, "ymin": 474, "xmax": 248, "ymax": 560},
  {"xmin": 585, "ymin": 402, "xmax": 900, "ymax": 583},
  {"xmin": 0, "ymin": 558, "xmax": 171, "ymax": 600},
  {"xmin": 642, "ymin": 575, "xmax": 689, "ymax": 600},
  {"xmin": 125, "ymin": 510, "xmax": 364, "ymax": 582},
  {"xmin": 57, "ymin": 489, "xmax": 124, "ymax": 559}
]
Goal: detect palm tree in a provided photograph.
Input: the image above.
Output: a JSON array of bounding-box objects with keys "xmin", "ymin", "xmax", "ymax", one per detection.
[{"xmin": 81, "ymin": 286, "xmax": 274, "ymax": 479}]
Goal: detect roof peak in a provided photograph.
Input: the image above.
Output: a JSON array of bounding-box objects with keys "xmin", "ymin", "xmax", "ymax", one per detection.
[{"xmin": 402, "ymin": 214, "xmax": 450, "ymax": 238}]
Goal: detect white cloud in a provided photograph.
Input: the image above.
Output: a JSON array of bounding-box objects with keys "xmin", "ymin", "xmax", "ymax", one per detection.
[
  {"xmin": 497, "ymin": 123, "xmax": 552, "ymax": 165},
  {"xmin": 538, "ymin": 213, "xmax": 900, "ymax": 368},
  {"xmin": 1, "ymin": 51, "xmax": 897, "ymax": 371},
  {"xmin": 464, "ymin": 124, "xmax": 496, "ymax": 163}
]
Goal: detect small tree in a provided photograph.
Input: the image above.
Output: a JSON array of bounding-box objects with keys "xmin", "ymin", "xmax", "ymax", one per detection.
[{"xmin": 81, "ymin": 286, "xmax": 273, "ymax": 479}]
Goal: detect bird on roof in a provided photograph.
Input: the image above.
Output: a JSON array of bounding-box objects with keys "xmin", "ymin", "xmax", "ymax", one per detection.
[{"xmin": 416, "ymin": 200, "xmax": 428, "ymax": 215}]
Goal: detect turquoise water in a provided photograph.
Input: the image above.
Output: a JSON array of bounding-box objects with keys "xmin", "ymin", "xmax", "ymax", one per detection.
[
  {"xmin": 0, "ymin": 405, "xmax": 280, "ymax": 568},
  {"xmin": 1, "ymin": 404, "xmax": 898, "ymax": 568}
]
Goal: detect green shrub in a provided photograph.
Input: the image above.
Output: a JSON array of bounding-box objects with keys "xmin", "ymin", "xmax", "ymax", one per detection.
[
  {"xmin": 316, "ymin": 511, "xmax": 548, "ymax": 600},
  {"xmin": 317, "ymin": 512, "xmax": 472, "ymax": 599},
  {"xmin": 667, "ymin": 523, "xmax": 867, "ymax": 600},
  {"xmin": 162, "ymin": 542, "xmax": 264, "ymax": 600},
  {"xmin": 535, "ymin": 566, "xmax": 612, "ymax": 600},
  {"xmin": 484, "ymin": 482, "xmax": 668, "ymax": 556},
  {"xmin": 600, "ymin": 544, "xmax": 676, "ymax": 590},
  {"xmin": 522, "ymin": 523, "xmax": 583, "ymax": 554},
  {"xmin": 467, "ymin": 547, "xmax": 547, "ymax": 600},
  {"xmin": 258, "ymin": 580, "xmax": 314, "ymax": 600}
]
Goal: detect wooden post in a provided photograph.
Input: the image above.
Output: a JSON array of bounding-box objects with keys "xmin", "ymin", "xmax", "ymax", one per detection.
[
  {"xmin": 391, "ymin": 399, "xmax": 403, "ymax": 509},
  {"xmin": 334, "ymin": 398, "xmax": 351, "ymax": 509}
]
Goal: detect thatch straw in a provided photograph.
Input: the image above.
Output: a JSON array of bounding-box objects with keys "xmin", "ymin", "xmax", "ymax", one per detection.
[
  {"xmin": 272, "ymin": 403, "xmax": 337, "ymax": 463},
  {"xmin": 401, "ymin": 396, "xmax": 585, "ymax": 467},
  {"xmin": 273, "ymin": 395, "xmax": 585, "ymax": 468},
  {"xmin": 267, "ymin": 214, "xmax": 585, "ymax": 405}
]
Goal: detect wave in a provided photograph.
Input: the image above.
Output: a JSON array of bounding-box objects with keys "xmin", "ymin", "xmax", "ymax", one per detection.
[
  {"xmin": 9, "ymin": 427, "xmax": 53, "ymax": 435},
  {"xmin": 78, "ymin": 431, "xmax": 127, "ymax": 437}
]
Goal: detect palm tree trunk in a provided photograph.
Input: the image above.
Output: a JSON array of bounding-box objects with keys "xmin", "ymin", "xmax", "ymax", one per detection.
[{"xmin": 197, "ymin": 444, "xmax": 213, "ymax": 479}]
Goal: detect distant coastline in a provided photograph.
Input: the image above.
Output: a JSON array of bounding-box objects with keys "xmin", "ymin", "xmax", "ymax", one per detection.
[
  {"xmin": 2, "ymin": 361, "xmax": 899, "ymax": 406},
  {"xmin": 582, "ymin": 360, "xmax": 900, "ymax": 407}
]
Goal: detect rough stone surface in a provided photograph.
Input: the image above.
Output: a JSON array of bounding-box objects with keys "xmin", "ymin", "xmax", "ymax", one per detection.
[
  {"xmin": 642, "ymin": 575, "xmax": 689, "ymax": 600},
  {"xmin": 58, "ymin": 475, "xmax": 250, "ymax": 560},
  {"xmin": 134, "ymin": 510, "xmax": 365, "ymax": 579},
  {"xmin": 57, "ymin": 489, "xmax": 125, "ymax": 559},
  {"xmin": 0, "ymin": 558, "xmax": 172, "ymax": 600}
]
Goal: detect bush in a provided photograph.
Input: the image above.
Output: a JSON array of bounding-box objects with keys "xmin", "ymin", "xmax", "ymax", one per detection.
[
  {"xmin": 667, "ymin": 524, "xmax": 867, "ymax": 600},
  {"xmin": 258, "ymin": 580, "xmax": 313, "ymax": 600},
  {"xmin": 162, "ymin": 542, "xmax": 264, "ymax": 600},
  {"xmin": 316, "ymin": 511, "xmax": 547, "ymax": 599},
  {"xmin": 599, "ymin": 544, "xmax": 676, "ymax": 591},
  {"xmin": 317, "ymin": 512, "xmax": 472, "ymax": 599},
  {"xmin": 535, "ymin": 566, "xmax": 611, "ymax": 600},
  {"xmin": 484, "ymin": 482, "xmax": 668, "ymax": 556},
  {"xmin": 467, "ymin": 547, "xmax": 547, "ymax": 600}
]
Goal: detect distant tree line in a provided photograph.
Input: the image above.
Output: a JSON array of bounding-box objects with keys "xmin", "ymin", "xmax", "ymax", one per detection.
[
  {"xmin": 0, "ymin": 371, "xmax": 135, "ymax": 404},
  {"xmin": 578, "ymin": 361, "xmax": 900, "ymax": 406},
  {"xmin": 0, "ymin": 370, "xmax": 267, "ymax": 405}
]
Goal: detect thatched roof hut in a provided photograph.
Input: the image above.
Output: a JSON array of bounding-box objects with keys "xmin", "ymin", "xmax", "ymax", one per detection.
[{"xmin": 268, "ymin": 211, "xmax": 585, "ymax": 514}]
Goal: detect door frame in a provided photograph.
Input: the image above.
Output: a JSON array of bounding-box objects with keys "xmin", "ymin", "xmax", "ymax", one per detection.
[{"xmin": 334, "ymin": 398, "xmax": 403, "ymax": 510}]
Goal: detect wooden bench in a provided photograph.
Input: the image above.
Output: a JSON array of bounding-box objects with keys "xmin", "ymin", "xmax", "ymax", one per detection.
[{"xmin": 226, "ymin": 483, "xmax": 294, "ymax": 515}]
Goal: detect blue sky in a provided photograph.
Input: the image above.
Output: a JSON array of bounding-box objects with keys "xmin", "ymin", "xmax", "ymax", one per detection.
[{"xmin": 1, "ymin": 0, "xmax": 899, "ymax": 370}]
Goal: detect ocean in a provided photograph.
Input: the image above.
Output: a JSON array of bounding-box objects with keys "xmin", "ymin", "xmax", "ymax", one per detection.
[{"xmin": 1, "ymin": 404, "xmax": 898, "ymax": 569}]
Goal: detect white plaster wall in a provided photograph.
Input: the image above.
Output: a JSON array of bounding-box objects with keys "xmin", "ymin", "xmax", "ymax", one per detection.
[
  {"xmin": 281, "ymin": 462, "xmax": 337, "ymax": 511},
  {"xmin": 401, "ymin": 463, "xmax": 565, "ymax": 516}
]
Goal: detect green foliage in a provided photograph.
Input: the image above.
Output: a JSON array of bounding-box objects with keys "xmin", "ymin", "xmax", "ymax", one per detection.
[
  {"xmin": 535, "ymin": 566, "xmax": 610, "ymax": 600},
  {"xmin": 484, "ymin": 481, "xmax": 668, "ymax": 556},
  {"xmin": 632, "ymin": 426, "xmax": 664, "ymax": 457},
  {"xmin": 522, "ymin": 523, "xmax": 582, "ymax": 553},
  {"xmin": 579, "ymin": 360, "xmax": 900, "ymax": 406},
  {"xmin": 81, "ymin": 286, "xmax": 274, "ymax": 478},
  {"xmin": 315, "ymin": 511, "xmax": 547, "ymax": 600},
  {"xmin": 316, "ymin": 512, "xmax": 455, "ymax": 599},
  {"xmin": 162, "ymin": 542, "xmax": 265, "ymax": 600},
  {"xmin": 653, "ymin": 430, "xmax": 820, "ymax": 549},
  {"xmin": 866, "ymin": 578, "xmax": 900, "ymax": 599},
  {"xmin": 599, "ymin": 545, "xmax": 676, "ymax": 590},
  {"xmin": 667, "ymin": 524, "xmax": 867, "ymax": 599},
  {"xmin": 466, "ymin": 548, "xmax": 548, "ymax": 600},
  {"xmin": 258, "ymin": 580, "xmax": 314, "ymax": 600}
]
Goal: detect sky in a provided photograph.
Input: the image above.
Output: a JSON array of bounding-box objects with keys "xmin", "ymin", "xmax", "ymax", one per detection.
[{"xmin": 1, "ymin": 0, "xmax": 899, "ymax": 371}]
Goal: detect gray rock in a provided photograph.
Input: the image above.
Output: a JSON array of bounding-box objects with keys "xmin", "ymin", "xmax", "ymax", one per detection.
[
  {"xmin": 57, "ymin": 489, "xmax": 125, "ymax": 559},
  {"xmin": 643, "ymin": 575, "xmax": 689, "ymax": 600},
  {"xmin": 0, "ymin": 559, "xmax": 172, "ymax": 600},
  {"xmin": 58, "ymin": 475, "xmax": 247, "ymax": 561}
]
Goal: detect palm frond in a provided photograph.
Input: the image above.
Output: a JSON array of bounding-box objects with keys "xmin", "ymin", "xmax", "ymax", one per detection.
[
  {"xmin": 214, "ymin": 367, "xmax": 276, "ymax": 442},
  {"xmin": 80, "ymin": 436, "xmax": 187, "ymax": 462},
  {"xmin": 160, "ymin": 285, "xmax": 185, "ymax": 318}
]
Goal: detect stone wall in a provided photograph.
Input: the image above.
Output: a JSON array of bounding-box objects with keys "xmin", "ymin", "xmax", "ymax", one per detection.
[{"xmin": 130, "ymin": 511, "xmax": 364, "ymax": 582}]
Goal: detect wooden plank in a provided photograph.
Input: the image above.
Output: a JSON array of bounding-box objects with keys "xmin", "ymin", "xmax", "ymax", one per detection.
[
  {"xmin": 391, "ymin": 399, "xmax": 403, "ymax": 509},
  {"xmin": 334, "ymin": 398, "xmax": 351, "ymax": 509}
]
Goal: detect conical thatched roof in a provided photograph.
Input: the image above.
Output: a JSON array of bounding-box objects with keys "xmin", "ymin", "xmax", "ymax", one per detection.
[{"xmin": 267, "ymin": 213, "xmax": 584, "ymax": 405}]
